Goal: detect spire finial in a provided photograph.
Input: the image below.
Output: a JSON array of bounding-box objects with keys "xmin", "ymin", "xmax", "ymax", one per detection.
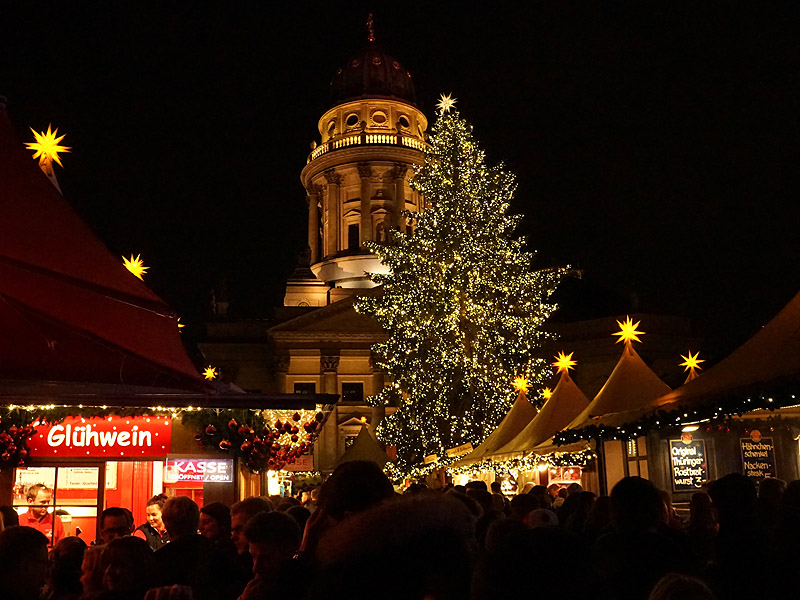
[{"xmin": 366, "ymin": 13, "xmax": 375, "ymax": 42}]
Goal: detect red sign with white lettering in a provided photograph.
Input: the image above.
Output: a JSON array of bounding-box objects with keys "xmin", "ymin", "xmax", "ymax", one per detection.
[{"xmin": 28, "ymin": 416, "xmax": 172, "ymax": 458}]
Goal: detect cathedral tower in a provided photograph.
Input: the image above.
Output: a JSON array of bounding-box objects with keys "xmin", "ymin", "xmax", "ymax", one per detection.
[{"xmin": 285, "ymin": 17, "xmax": 427, "ymax": 306}]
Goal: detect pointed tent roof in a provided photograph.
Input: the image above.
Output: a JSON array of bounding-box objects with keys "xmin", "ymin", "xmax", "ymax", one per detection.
[
  {"xmin": 490, "ymin": 371, "xmax": 591, "ymax": 460},
  {"xmin": 576, "ymin": 289, "xmax": 800, "ymax": 432},
  {"xmin": 451, "ymin": 388, "xmax": 539, "ymax": 466},
  {"xmin": 334, "ymin": 425, "xmax": 391, "ymax": 469},
  {"xmin": 0, "ymin": 105, "xmax": 203, "ymax": 389},
  {"xmin": 567, "ymin": 342, "xmax": 671, "ymax": 431}
]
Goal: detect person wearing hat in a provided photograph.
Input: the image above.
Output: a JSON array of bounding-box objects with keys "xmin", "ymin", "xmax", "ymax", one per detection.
[{"xmin": 199, "ymin": 502, "xmax": 232, "ymax": 550}]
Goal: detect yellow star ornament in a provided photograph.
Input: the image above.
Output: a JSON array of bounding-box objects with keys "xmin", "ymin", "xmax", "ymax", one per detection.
[
  {"xmin": 613, "ymin": 316, "xmax": 645, "ymax": 345},
  {"xmin": 122, "ymin": 255, "xmax": 148, "ymax": 280},
  {"xmin": 436, "ymin": 93, "xmax": 457, "ymax": 113},
  {"xmin": 202, "ymin": 366, "xmax": 218, "ymax": 381},
  {"xmin": 679, "ymin": 351, "xmax": 704, "ymax": 373},
  {"xmin": 553, "ymin": 351, "xmax": 577, "ymax": 373},
  {"xmin": 541, "ymin": 387, "xmax": 553, "ymax": 401},
  {"xmin": 512, "ymin": 376, "xmax": 529, "ymax": 393},
  {"xmin": 26, "ymin": 125, "xmax": 71, "ymax": 167}
]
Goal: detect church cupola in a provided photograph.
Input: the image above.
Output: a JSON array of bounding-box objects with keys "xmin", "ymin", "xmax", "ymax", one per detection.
[{"xmin": 290, "ymin": 15, "xmax": 428, "ymax": 306}]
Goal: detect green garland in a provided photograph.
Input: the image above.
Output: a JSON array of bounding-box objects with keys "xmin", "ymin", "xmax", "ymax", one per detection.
[{"xmin": 0, "ymin": 405, "xmax": 325, "ymax": 473}]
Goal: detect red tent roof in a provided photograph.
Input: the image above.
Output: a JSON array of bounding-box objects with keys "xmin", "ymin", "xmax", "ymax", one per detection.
[{"xmin": 0, "ymin": 106, "xmax": 203, "ymax": 389}]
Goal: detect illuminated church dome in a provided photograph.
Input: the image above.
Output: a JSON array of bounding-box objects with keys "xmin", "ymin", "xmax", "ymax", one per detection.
[{"xmin": 330, "ymin": 15, "xmax": 416, "ymax": 107}]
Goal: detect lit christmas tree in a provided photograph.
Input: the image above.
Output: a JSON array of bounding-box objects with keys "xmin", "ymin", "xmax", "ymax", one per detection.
[{"xmin": 356, "ymin": 96, "xmax": 563, "ymax": 472}]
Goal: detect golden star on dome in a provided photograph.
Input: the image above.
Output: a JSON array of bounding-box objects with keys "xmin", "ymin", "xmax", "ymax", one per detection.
[
  {"xmin": 202, "ymin": 366, "xmax": 218, "ymax": 381},
  {"xmin": 613, "ymin": 316, "xmax": 645, "ymax": 345},
  {"xmin": 26, "ymin": 124, "xmax": 71, "ymax": 167},
  {"xmin": 552, "ymin": 351, "xmax": 577, "ymax": 373},
  {"xmin": 436, "ymin": 93, "xmax": 457, "ymax": 113},
  {"xmin": 541, "ymin": 387, "xmax": 553, "ymax": 400},
  {"xmin": 679, "ymin": 351, "xmax": 704, "ymax": 373},
  {"xmin": 512, "ymin": 376, "xmax": 529, "ymax": 393},
  {"xmin": 122, "ymin": 254, "xmax": 148, "ymax": 280}
]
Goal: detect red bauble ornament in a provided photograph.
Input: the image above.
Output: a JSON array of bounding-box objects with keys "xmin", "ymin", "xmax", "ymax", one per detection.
[
  {"xmin": 291, "ymin": 426, "xmax": 299, "ymax": 435},
  {"xmin": 8, "ymin": 426, "xmax": 17, "ymax": 436},
  {"xmin": 291, "ymin": 434, "xmax": 298, "ymax": 443},
  {"xmin": 274, "ymin": 420, "xmax": 283, "ymax": 430},
  {"xmin": 292, "ymin": 412, "xmax": 301, "ymax": 422},
  {"xmin": 205, "ymin": 425, "xmax": 217, "ymax": 436},
  {"xmin": 219, "ymin": 440, "xmax": 232, "ymax": 450},
  {"xmin": 1, "ymin": 453, "xmax": 9, "ymax": 462},
  {"xmin": 315, "ymin": 412, "xmax": 324, "ymax": 422},
  {"xmin": 194, "ymin": 433, "xmax": 203, "ymax": 441},
  {"xmin": 228, "ymin": 419, "xmax": 238, "ymax": 429}
]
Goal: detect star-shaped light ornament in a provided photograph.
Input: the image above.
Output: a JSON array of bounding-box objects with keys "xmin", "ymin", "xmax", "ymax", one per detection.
[
  {"xmin": 122, "ymin": 255, "xmax": 148, "ymax": 280},
  {"xmin": 26, "ymin": 125, "xmax": 71, "ymax": 167},
  {"xmin": 202, "ymin": 366, "xmax": 218, "ymax": 381},
  {"xmin": 512, "ymin": 376, "xmax": 529, "ymax": 393},
  {"xmin": 436, "ymin": 93, "xmax": 457, "ymax": 114},
  {"xmin": 177, "ymin": 317, "xmax": 185, "ymax": 331},
  {"xmin": 552, "ymin": 351, "xmax": 577, "ymax": 373},
  {"xmin": 541, "ymin": 387, "xmax": 553, "ymax": 401},
  {"xmin": 613, "ymin": 316, "xmax": 645, "ymax": 345},
  {"xmin": 679, "ymin": 351, "xmax": 704, "ymax": 373}
]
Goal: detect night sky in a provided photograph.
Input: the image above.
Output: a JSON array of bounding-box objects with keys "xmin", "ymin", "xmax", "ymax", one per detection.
[{"xmin": 2, "ymin": 4, "xmax": 798, "ymax": 360}]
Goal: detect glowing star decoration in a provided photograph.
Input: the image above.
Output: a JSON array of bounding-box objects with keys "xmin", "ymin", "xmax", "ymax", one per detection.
[
  {"xmin": 122, "ymin": 255, "xmax": 148, "ymax": 280},
  {"xmin": 436, "ymin": 93, "xmax": 457, "ymax": 113},
  {"xmin": 613, "ymin": 316, "xmax": 645, "ymax": 345},
  {"xmin": 541, "ymin": 387, "xmax": 553, "ymax": 400},
  {"xmin": 512, "ymin": 376, "xmax": 529, "ymax": 393},
  {"xmin": 679, "ymin": 351, "xmax": 705, "ymax": 373},
  {"xmin": 552, "ymin": 351, "xmax": 577, "ymax": 373},
  {"xmin": 26, "ymin": 125, "xmax": 71, "ymax": 167},
  {"xmin": 202, "ymin": 366, "xmax": 218, "ymax": 381}
]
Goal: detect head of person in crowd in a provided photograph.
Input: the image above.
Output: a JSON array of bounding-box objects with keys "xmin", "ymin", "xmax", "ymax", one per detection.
[
  {"xmin": 473, "ymin": 526, "xmax": 591, "ymax": 600},
  {"xmin": 509, "ymin": 492, "xmax": 539, "ymax": 521},
  {"xmin": 26, "ymin": 483, "xmax": 53, "ymax": 519},
  {"xmin": 145, "ymin": 493, "xmax": 168, "ymax": 533},
  {"xmin": 244, "ymin": 511, "xmax": 301, "ymax": 581},
  {"xmin": 708, "ymin": 472, "xmax": 758, "ymax": 528},
  {"xmin": 317, "ymin": 460, "xmax": 395, "ymax": 522},
  {"xmin": 567, "ymin": 482, "xmax": 583, "ymax": 496},
  {"xmin": 529, "ymin": 485, "xmax": 551, "ymax": 508},
  {"xmin": 0, "ymin": 525, "xmax": 49, "ymax": 600},
  {"xmin": 490, "ymin": 481, "xmax": 502, "ymax": 494},
  {"xmin": 199, "ymin": 501, "xmax": 231, "ymax": 543},
  {"xmin": 100, "ymin": 507, "xmax": 133, "ymax": 544},
  {"xmin": 484, "ymin": 517, "xmax": 528, "ymax": 553},
  {"xmin": 524, "ymin": 508, "xmax": 559, "ymax": 529},
  {"xmin": 466, "ymin": 488, "xmax": 494, "ymax": 515},
  {"xmin": 547, "ymin": 483, "xmax": 560, "ymax": 499},
  {"xmin": 161, "ymin": 496, "xmax": 200, "ymax": 541},
  {"xmin": 757, "ymin": 477, "xmax": 786, "ymax": 524},
  {"xmin": 276, "ymin": 497, "xmax": 301, "ymax": 512},
  {"xmin": 230, "ymin": 496, "xmax": 273, "ymax": 555},
  {"xmin": 286, "ymin": 504, "xmax": 311, "ymax": 532},
  {"xmin": 316, "ymin": 494, "xmax": 476, "ymax": 600},
  {"xmin": 464, "ymin": 480, "xmax": 488, "ymax": 493},
  {"xmin": 610, "ymin": 476, "xmax": 665, "ymax": 533},
  {"xmin": 47, "ymin": 535, "xmax": 87, "ymax": 599},
  {"xmin": 101, "ymin": 536, "xmax": 155, "ymax": 598},
  {"xmin": 647, "ymin": 573, "xmax": 716, "ymax": 600},
  {"xmin": 0, "ymin": 505, "xmax": 18, "ymax": 529},
  {"xmin": 80, "ymin": 544, "xmax": 105, "ymax": 598},
  {"xmin": 689, "ymin": 491, "xmax": 716, "ymax": 530},
  {"xmin": 445, "ymin": 488, "xmax": 482, "ymax": 519}
]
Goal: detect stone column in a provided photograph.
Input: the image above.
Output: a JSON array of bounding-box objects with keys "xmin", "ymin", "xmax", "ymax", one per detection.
[
  {"xmin": 369, "ymin": 353, "xmax": 386, "ymax": 429},
  {"xmin": 358, "ymin": 163, "xmax": 372, "ymax": 245},
  {"xmin": 275, "ymin": 355, "xmax": 290, "ymax": 394},
  {"xmin": 306, "ymin": 184, "xmax": 323, "ymax": 263},
  {"xmin": 320, "ymin": 354, "xmax": 340, "ymax": 396},
  {"xmin": 323, "ymin": 170, "xmax": 342, "ymax": 257},
  {"xmin": 319, "ymin": 354, "xmax": 341, "ymax": 471},
  {"xmin": 390, "ymin": 163, "xmax": 408, "ymax": 228}
]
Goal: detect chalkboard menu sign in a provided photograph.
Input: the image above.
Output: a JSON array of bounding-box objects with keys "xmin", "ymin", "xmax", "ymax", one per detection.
[
  {"xmin": 740, "ymin": 430, "xmax": 776, "ymax": 481},
  {"xmin": 669, "ymin": 435, "xmax": 708, "ymax": 491}
]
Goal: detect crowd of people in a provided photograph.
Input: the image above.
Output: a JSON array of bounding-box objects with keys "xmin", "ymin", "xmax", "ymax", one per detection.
[{"xmin": 0, "ymin": 462, "xmax": 798, "ymax": 600}]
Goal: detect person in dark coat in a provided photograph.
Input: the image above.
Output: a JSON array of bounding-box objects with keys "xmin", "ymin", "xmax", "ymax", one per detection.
[{"xmin": 133, "ymin": 494, "xmax": 169, "ymax": 551}]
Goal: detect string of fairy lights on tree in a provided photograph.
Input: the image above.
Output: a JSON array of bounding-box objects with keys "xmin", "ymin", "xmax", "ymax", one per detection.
[{"xmin": 355, "ymin": 94, "xmax": 564, "ymax": 473}]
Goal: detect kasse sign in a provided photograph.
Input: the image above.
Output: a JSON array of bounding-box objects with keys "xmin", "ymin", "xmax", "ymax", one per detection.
[
  {"xmin": 165, "ymin": 458, "xmax": 234, "ymax": 483},
  {"xmin": 28, "ymin": 416, "xmax": 172, "ymax": 458}
]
